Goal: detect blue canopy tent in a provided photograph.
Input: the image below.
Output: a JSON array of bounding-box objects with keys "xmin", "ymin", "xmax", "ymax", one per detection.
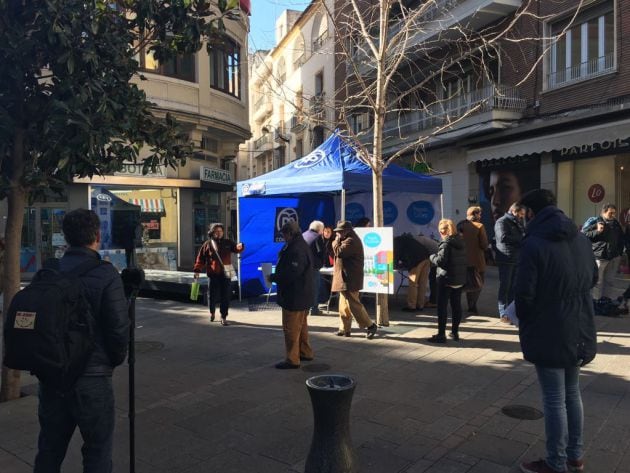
[{"xmin": 236, "ymin": 133, "xmax": 443, "ymax": 297}]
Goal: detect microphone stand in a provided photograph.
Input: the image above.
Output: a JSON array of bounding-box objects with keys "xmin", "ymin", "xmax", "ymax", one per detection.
[{"xmin": 121, "ymin": 252, "xmax": 145, "ymax": 473}]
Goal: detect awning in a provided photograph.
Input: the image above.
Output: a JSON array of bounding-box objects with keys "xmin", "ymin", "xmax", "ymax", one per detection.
[
  {"xmin": 128, "ymin": 198, "xmax": 165, "ymax": 213},
  {"xmin": 467, "ymin": 117, "xmax": 630, "ymax": 163}
]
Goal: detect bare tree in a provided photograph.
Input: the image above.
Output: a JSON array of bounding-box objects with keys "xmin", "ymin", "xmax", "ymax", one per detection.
[{"xmin": 321, "ymin": 0, "xmax": 584, "ymax": 325}]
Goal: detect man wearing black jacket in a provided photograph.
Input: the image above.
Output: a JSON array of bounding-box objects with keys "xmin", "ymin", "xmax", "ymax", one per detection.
[
  {"xmin": 270, "ymin": 220, "xmax": 315, "ymax": 369},
  {"xmin": 494, "ymin": 203, "xmax": 525, "ymax": 322},
  {"xmin": 394, "ymin": 233, "xmax": 432, "ymax": 311},
  {"xmin": 516, "ymin": 190, "xmax": 597, "ymax": 473},
  {"xmin": 34, "ymin": 209, "xmax": 129, "ymax": 473},
  {"xmin": 583, "ymin": 203, "xmax": 625, "ymax": 300}
]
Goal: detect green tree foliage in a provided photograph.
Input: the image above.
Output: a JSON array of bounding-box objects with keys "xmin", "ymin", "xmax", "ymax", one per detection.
[{"xmin": 0, "ymin": 0, "xmax": 238, "ymax": 400}]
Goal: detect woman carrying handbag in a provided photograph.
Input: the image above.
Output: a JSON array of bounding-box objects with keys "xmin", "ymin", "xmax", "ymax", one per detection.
[{"xmin": 193, "ymin": 223, "xmax": 244, "ymax": 325}]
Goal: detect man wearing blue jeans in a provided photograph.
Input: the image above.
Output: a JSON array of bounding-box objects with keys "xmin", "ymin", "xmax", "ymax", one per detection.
[
  {"xmin": 34, "ymin": 209, "xmax": 129, "ymax": 473},
  {"xmin": 515, "ymin": 190, "xmax": 597, "ymax": 473}
]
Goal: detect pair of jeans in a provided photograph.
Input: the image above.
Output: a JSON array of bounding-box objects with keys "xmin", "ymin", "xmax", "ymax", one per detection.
[
  {"xmin": 535, "ymin": 365, "xmax": 584, "ymax": 472},
  {"xmin": 436, "ymin": 278, "xmax": 463, "ymax": 335},
  {"xmin": 497, "ymin": 263, "xmax": 517, "ymax": 317},
  {"xmin": 34, "ymin": 376, "xmax": 115, "ymax": 473},
  {"xmin": 207, "ymin": 274, "xmax": 231, "ymax": 318}
]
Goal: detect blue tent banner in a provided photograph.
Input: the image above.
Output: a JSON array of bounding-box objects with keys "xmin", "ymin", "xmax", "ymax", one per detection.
[{"xmin": 237, "ymin": 132, "xmax": 443, "ymax": 297}]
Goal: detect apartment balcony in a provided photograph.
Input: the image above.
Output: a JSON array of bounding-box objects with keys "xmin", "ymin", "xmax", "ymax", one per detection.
[
  {"xmin": 309, "ymin": 94, "xmax": 327, "ymax": 124},
  {"xmin": 351, "ymin": 0, "xmax": 522, "ymax": 75},
  {"xmin": 361, "ymin": 84, "xmax": 526, "ymax": 148},
  {"xmin": 252, "ymin": 134, "xmax": 273, "ymax": 159},
  {"xmin": 404, "ymin": 0, "xmax": 522, "ymax": 49},
  {"xmin": 312, "ymin": 31, "xmax": 329, "ymax": 53},
  {"xmin": 290, "ymin": 115, "xmax": 306, "ymax": 131},
  {"xmin": 253, "ymin": 97, "xmax": 273, "ymax": 124},
  {"xmin": 546, "ymin": 53, "xmax": 616, "ymax": 91}
]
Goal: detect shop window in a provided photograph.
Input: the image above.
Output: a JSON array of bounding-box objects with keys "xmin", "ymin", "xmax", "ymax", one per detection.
[
  {"xmin": 547, "ymin": 1, "xmax": 615, "ymax": 89},
  {"xmin": 91, "ymin": 187, "xmax": 178, "ymax": 272},
  {"xmin": 209, "ymin": 36, "xmax": 241, "ymax": 98}
]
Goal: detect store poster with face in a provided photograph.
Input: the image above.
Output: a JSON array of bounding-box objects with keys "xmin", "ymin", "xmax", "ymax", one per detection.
[{"xmin": 477, "ymin": 156, "xmax": 540, "ymax": 241}]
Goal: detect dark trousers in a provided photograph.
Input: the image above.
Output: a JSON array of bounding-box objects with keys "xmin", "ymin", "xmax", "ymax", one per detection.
[
  {"xmin": 34, "ymin": 377, "xmax": 115, "ymax": 473},
  {"xmin": 497, "ymin": 263, "xmax": 517, "ymax": 317},
  {"xmin": 208, "ymin": 275, "xmax": 231, "ymax": 318},
  {"xmin": 429, "ymin": 266, "xmax": 437, "ymax": 303},
  {"xmin": 436, "ymin": 279, "xmax": 463, "ymax": 335}
]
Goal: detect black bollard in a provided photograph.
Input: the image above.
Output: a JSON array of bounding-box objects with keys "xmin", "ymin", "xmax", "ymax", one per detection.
[{"xmin": 305, "ymin": 375, "xmax": 357, "ymax": 473}]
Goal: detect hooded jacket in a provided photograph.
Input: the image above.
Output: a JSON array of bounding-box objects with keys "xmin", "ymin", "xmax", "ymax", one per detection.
[
  {"xmin": 193, "ymin": 223, "xmax": 244, "ymax": 276},
  {"xmin": 515, "ymin": 206, "xmax": 597, "ymax": 368},
  {"xmin": 430, "ymin": 234, "xmax": 467, "ymax": 286}
]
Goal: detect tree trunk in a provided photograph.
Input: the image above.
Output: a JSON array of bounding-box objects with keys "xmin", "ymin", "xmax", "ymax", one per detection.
[{"xmin": 1, "ymin": 130, "xmax": 26, "ymax": 402}]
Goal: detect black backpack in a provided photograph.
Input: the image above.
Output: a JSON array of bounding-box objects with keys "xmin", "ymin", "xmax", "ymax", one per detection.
[{"xmin": 3, "ymin": 259, "xmax": 102, "ymax": 391}]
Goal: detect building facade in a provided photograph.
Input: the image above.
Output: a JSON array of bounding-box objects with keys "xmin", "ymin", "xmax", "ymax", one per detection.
[
  {"xmin": 7, "ymin": 3, "xmax": 251, "ymax": 276},
  {"xmin": 241, "ymin": 0, "xmax": 336, "ymax": 179}
]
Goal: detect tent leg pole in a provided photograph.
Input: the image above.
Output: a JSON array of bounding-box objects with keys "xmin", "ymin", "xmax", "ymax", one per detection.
[
  {"xmin": 236, "ymin": 196, "xmax": 242, "ymax": 302},
  {"xmin": 440, "ymin": 194, "xmax": 444, "ymax": 219},
  {"xmin": 341, "ymin": 190, "xmax": 346, "ymax": 221}
]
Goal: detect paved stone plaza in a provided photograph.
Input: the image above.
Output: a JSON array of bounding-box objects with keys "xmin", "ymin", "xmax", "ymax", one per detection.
[{"xmin": 1, "ymin": 268, "xmax": 629, "ymax": 472}]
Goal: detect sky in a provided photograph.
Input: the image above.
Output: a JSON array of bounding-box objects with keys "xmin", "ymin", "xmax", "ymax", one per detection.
[{"xmin": 248, "ymin": 0, "xmax": 307, "ymax": 52}]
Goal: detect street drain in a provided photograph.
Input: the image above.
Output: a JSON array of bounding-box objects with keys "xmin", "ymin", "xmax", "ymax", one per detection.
[
  {"xmin": 302, "ymin": 363, "xmax": 331, "ymax": 373},
  {"xmin": 501, "ymin": 405, "xmax": 543, "ymax": 420},
  {"xmin": 134, "ymin": 341, "xmax": 164, "ymax": 354}
]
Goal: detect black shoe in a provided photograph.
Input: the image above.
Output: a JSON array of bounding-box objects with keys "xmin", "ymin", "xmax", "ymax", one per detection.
[
  {"xmin": 401, "ymin": 307, "xmax": 417, "ymax": 312},
  {"xmin": 275, "ymin": 361, "xmax": 300, "ymax": 369},
  {"xmin": 300, "ymin": 356, "xmax": 314, "ymax": 361},
  {"xmin": 427, "ymin": 334, "xmax": 447, "ymax": 343},
  {"xmin": 220, "ymin": 318, "xmax": 229, "ymax": 326},
  {"xmin": 449, "ymin": 332, "xmax": 460, "ymax": 341},
  {"xmin": 336, "ymin": 330, "xmax": 351, "ymax": 337},
  {"xmin": 366, "ymin": 324, "xmax": 377, "ymax": 339},
  {"xmin": 210, "ymin": 313, "xmax": 215, "ymax": 322},
  {"xmin": 310, "ymin": 309, "xmax": 322, "ymax": 316}
]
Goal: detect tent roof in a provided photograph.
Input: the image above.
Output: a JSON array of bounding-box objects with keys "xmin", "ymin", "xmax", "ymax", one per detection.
[{"xmin": 237, "ymin": 133, "xmax": 442, "ymax": 197}]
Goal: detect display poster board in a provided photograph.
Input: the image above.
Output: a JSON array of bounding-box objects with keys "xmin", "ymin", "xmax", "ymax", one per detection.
[{"xmin": 355, "ymin": 227, "xmax": 394, "ymax": 294}]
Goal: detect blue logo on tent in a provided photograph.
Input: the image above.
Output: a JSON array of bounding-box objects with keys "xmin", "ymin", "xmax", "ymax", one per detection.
[
  {"xmin": 345, "ymin": 203, "xmax": 365, "ymax": 222},
  {"xmin": 383, "ymin": 201, "xmax": 398, "ymax": 225},
  {"xmin": 294, "ymin": 150, "xmax": 326, "ymax": 168},
  {"xmin": 363, "ymin": 232, "xmax": 381, "ymax": 248},
  {"xmin": 407, "ymin": 201, "xmax": 434, "ymax": 225}
]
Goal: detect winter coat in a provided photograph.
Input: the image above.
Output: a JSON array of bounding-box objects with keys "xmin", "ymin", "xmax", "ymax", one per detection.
[
  {"xmin": 322, "ymin": 236, "xmax": 334, "ymax": 268},
  {"xmin": 429, "ymin": 235, "xmax": 467, "ymax": 286},
  {"xmin": 270, "ymin": 234, "xmax": 314, "ymax": 311},
  {"xmin": 59, "ymin": 247, "xmax": 129, "ymax": 376},
  {"xmin": 458, "ymin": 219, "xmax": 489, "ymax": 272},
  {"xmin": 515, "ymin": 206, "xmax": 597, "ymax": 368},
  {"xmin": 193, "ymin": 235, "xmax": 244, "ymax": 276},
  {"xmin": 394, "ymin": 233, "xmax": 430, "ymax": 270},
  {"xmin": 302, "ymin": 229, "xmax": 325, "ymax": 270},
  {"xmin": 494, "ymin": 212, "xmax": 525, "ymax": 264},
  {"xmin": 331, "ymin": 229, "xmax": 364, "ymax": 292},
  {"xmin": 583, "ymin": 217, "xmax": 625, "ymax": 260}
]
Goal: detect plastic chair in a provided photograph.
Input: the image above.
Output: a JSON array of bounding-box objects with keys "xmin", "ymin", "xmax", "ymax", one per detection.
[{"xmin": 260, "ymin": 263, "xmax": 277, "ymax": 303}]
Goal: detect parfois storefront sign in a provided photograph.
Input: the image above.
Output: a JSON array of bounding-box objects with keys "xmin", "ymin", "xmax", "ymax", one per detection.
[
  {"xmin": 552, "ymin": 137, "xmax": 630, "ymax": 162},
  {"xmin": 200, "ymin": 166, "xmax": 232, "ymax": 185}
]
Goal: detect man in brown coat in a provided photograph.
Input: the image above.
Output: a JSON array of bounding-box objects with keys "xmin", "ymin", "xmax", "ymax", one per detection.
[
  {"xmin": 331, "ymin": 220, "xmax": 378, "ymax": 339},
  {"xmin": 458, "ymin": 206, "xmax": 489, "ymax": 314}
]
